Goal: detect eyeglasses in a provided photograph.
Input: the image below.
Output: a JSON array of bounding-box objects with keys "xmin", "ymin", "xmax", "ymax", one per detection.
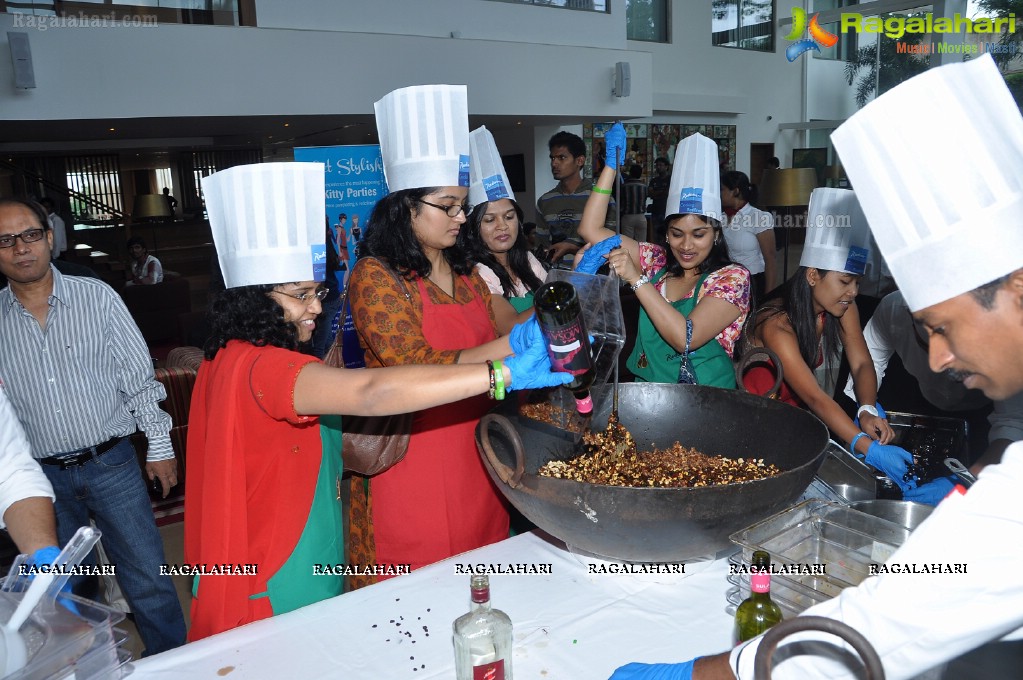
[
  {"xmin": 417, "ymin": 199, "xmax": 471, "ymax": 218},
  {"xmin": 272, "ymin": 287, "xmax": 330, "ymax": 303},
  {"xmin": 0, "ymin": 228, "xmax": 45, "ymax": 249}
]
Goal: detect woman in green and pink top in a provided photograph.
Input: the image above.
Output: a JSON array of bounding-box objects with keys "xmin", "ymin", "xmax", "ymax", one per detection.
[{"xmin": 576, "ymin": 124, "xmax": 751, "ymax": 388}]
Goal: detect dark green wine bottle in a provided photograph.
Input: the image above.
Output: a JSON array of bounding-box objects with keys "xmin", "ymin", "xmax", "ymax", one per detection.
[{"xmin": 734, "ymin": 550, "xmax": 783, "ymax": 644}]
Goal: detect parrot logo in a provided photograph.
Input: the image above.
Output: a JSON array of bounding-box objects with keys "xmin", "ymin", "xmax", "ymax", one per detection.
[{"xmin": 785, "ymin": 7, "xmax": 839, "ymax": 61}]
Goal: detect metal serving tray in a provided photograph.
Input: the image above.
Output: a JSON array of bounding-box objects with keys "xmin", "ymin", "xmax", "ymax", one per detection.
[{"xmin": 729, "ymin": 499, "xmax": 914, "ymax": 599}]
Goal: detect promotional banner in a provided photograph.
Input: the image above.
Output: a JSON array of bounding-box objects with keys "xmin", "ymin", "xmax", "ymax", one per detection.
[{"xmin": 295, "ymin": 144, "xmax": 389, "ymax": 368}]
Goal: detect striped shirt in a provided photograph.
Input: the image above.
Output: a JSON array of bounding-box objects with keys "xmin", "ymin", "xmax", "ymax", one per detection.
[
  {"xmin": 0, "ymin": 266, "xmax": 172, "ymax": 461},
  {"xmin": 536, "ymin": 178, "xmax": 617, "ymax": 246}
]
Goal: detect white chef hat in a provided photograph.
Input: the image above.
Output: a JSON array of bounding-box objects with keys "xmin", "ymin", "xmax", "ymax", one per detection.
[
  {"xmin": 799, "ymin": 188, "xmax": 872, "ymax": 276},
  {"xmin": 832, "ymin": 54, "xmax": 1023, "ymax": 312},
  {"xmin": 665, "ymin": 133, "xmax": 721, "ymax": 223},
  {"xmin": 468, "ymin": 126, "xmax": 515, "ymax": 207},
  {"xmin": 374, "ymin": 84, "xmax": 470, "ymax": 193},
  {"xmin": 201, "ymin": 163, "xmax": 326, "ymax": 289}
]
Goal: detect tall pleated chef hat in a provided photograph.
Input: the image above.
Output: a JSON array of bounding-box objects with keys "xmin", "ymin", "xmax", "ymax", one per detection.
[
  {"xmin": 832, "ymin": 53, "xmax": 1023, "ymax": 312},
  {"xmin": 374, "ymin": 84, "xmax": 470, "ymax": 192},
  {"xmin": 665, "ymin": 132, "xmax": 721, "ymax": 223},
  {"xmin": 468, "ymin": 126, "xmax": 514, "ymax": 207},
  {"xmin": 799, "ymin": 188, "xmax": 872, "ymax": 276},
  {"xmin": 201, "ymin": 162, "xmax": 326, "ymax": 289}
]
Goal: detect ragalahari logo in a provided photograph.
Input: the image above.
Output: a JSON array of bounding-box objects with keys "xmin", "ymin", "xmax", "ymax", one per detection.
[{"xmin": 785, "ymin": 7, "xmax": 839, "ymax": 61}]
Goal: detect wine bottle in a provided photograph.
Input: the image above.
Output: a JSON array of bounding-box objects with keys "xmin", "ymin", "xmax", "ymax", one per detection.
[
  {"xmin": 453, "ymin": 574, "xmax": 513, "ymax": 680},
  {"xmin": 534, "ymin": 281, "xmax": 595, "ymax": 414},
  {"xmin": 734, "ymin": 550, "xmax": 783, "ymax": 644}
]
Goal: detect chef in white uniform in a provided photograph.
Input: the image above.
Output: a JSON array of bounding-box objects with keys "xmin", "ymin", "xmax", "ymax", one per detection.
[{"xmin": 608, "ymin": 53, "xmax": 1023, "ymax": 680}]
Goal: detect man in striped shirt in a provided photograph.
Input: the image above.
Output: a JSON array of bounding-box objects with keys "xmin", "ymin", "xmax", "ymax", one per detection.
[
  {"xmin": 537, "ymin": 130, "xmax": 617, "ymax": 264},
  {"xmin": 0, "ymin": 198, "xmax": 186, "ymax": 655}
]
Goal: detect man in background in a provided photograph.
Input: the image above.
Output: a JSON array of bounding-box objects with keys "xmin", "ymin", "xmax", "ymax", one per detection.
[
  {"xmin": 620, "ymin": 164, "xmax": 649, "ymax": 241},
  {"xmin": 537, "ymin": 130, "xmax": 616, "ymax": 264},
  {"xmin": 647, "ymin": 157, "xmax": 670, "ymax": 243}
]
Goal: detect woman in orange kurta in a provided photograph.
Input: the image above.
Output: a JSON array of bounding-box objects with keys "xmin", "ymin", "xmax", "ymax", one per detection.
[{"xmin": 347, "ymin": 186, "xmax": 532, "ymax": 576}]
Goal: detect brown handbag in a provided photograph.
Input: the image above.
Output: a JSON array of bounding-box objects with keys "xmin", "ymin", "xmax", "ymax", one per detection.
[{"xmin": 324, "ymin": 257, "xmax": 414, "ymax": 476}]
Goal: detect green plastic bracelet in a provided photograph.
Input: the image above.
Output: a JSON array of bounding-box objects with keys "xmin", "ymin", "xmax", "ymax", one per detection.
[
  {"xmin": 492, "ymin": 359, "xmax": 506, "ymax": 401},
  {"xmin": 591, "ymin": 186, "xmax": 612, "ymax": 195}
]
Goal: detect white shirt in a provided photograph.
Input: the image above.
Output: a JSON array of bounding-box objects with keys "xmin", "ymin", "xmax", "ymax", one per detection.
[
  {"xmin": 844, "ymin": 291, "xmax": 1023, "ymax": 443},
  {"xmin": 0, "ymin": 383, "xmax": 55, "ymax": 530},
  {"xmin": 475, "ymin": 252, "xmax": 548, "ymax": 298},
  {"xmin": 731, "ymin": 439, "xmax": 1023, "ymax": 679},
  {"xmin": 48, "ymin": 212, "xmax": 67, "ymax": 259},
  {"xmin": 722, "ymin": 203, "xmax": 773, "ymax": 275}
]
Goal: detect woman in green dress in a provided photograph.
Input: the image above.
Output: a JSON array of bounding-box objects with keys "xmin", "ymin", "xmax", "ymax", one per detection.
[{"xmin": 576, "ymin": 124, "xmax": 751, "ymax": 388}]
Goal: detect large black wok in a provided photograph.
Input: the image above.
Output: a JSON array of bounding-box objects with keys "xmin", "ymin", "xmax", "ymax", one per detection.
[{"xmin": 476, "ymin": 382, "xmax": 829, "ymax": 562}]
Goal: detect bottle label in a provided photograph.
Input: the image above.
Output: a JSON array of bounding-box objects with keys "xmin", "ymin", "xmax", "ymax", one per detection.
[
  {"xmin": 473, "ymin": 659, "xmax": 505, "ymax": 680},
  {"xmin": 542, "ymin": 320, "xmax": 590, "ymax": 376},
  {"xmin": 750, "ymin": 572, "xmax": 771, "ymax": 594}
]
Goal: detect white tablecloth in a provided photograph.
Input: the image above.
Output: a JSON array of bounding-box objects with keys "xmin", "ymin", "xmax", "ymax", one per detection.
[{"xmin": 132, "ymin": 532, "xmax": 735, "ymax": 679}]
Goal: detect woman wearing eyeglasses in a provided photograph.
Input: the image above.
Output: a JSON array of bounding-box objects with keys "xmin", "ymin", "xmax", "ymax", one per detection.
[
  {"xmin": 186, "ymin": 163, "xmax": 568, "ymax": 640},
  {"xmin": 340, "ymin": 85, "xmax": 534, "ymax": 581}
]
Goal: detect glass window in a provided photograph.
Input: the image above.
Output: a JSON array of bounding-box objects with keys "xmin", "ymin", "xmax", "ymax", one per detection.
[
  {"xmin": 812, "ymin": 0, "xmax": 858, "ymax": 61},
  {"xmin": 482, "ymin": 0, "xmax": 608, "ymax": 12},
  {"xmin": 712, "ymin": 0, "xmax": 775, "ymax": 52},
  {"xmin": 627, "ymin": 0, "xmax": 668, "ymax": 42}
]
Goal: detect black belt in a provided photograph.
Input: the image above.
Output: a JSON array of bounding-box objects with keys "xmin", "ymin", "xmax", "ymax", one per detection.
[{"xmin": 41, "ymin": 436, "xmax": 125, "ymax": 470}]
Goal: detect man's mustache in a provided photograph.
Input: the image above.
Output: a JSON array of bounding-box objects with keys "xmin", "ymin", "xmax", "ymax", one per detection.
[{"xmin": 944, "ymin": 368, "xmax": 973, "ymax": 383}]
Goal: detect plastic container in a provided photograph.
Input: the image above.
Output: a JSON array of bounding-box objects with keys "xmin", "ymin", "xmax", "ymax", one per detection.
[{"xmin": 0, "ymin": 588, "xmax": 130, "ymax": 680}]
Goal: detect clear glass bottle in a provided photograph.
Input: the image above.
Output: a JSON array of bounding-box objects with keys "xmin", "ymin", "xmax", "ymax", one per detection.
[
  {"xmin": 734, "ymin": 550, "xmax": 784, "ymax": 644},
  {"xmin": 453, "ymin": 574, "xmax": 513, "ymax": 680}
]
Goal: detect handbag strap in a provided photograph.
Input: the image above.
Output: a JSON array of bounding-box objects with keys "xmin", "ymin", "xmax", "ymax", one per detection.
[{"xmin": 325, "ymin": 257, "xmax": 413, "ymax": 368}]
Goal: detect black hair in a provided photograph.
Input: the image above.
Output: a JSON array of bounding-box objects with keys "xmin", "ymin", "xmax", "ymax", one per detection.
[
  {"xmin": 662, "ymin": 214, "xmax": 737, "ymax": 279},
  {"xmin": 458, "ymin": 200, "xmax": 547, "ymax": 298},
  {"xmin": 359, "ymin": 188, "xmax": 475, "ymax": 280},
  {"xmin": 39, "ymin": 197, "xmax": 55, "ymax": 211},
  {"xmin": 768, "ymin": 157, "xmax": 780, "ymax": 168},
  {"xmin": 970, "ymin": 273, "xmax": 1012, "ymax": 310},
  {"xmin": 721, "ymin": 170, "xmax": 754, "ymax": 203},
  {"xmin": 744, "ymin": 267, "xmax": 843, "ymax": 368},
  {"xmin": 655, "ymin": 157, "xmax": 669, "ymax": 166},
  {"xmin": 338, "ymin": 213, "xmax": 347, "ymax": 221},
  {"xmin": 548, "ymin": 131, "xmax": 586, "ymax": 159},
  {"xmin": 126, "ymin": 236, "xmax": 148, "ymax": 251},
  {"xmin": 0, "ymin": 197, "xmax": 49, "ymax": 231},
  {"xmin": 204, "ymin": 284, "xmax": 299, "ymax": 360},
  {"xmin": 628, "ymin": 164, "xmax": 643, "ymax": 180}
]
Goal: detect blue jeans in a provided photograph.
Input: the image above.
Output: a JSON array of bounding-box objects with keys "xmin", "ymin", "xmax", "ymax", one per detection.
[{"xmin": 42, "ymin": 438, "xmax": 186, "ymax": 656}]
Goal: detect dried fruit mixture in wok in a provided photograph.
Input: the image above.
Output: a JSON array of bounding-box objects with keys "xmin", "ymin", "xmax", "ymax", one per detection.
[
  {"xmin": 538, "ymin": 417, "xmax": 781, "ymax": 488},
  {"xmin": 520, "ymin": 401, "xmax": 587, "ymax": 433}
]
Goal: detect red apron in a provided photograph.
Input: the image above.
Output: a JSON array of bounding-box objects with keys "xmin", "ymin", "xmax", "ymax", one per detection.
[{"xmin": 370, "ymin": 276, "xmax": 509, "ymax": 573}]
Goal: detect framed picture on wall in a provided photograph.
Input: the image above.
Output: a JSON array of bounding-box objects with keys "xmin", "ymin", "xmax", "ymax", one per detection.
[{"xmin": 792, "ymin": 148, "xmax": 828, "ymax": 187}]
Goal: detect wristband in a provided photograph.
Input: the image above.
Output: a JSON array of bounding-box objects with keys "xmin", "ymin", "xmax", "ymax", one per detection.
[
  {"xmin": 492, "ymin": 359, "xmax": 506, "ymax": 401},
  {"xmin": 849, "ymin": 432, "xmax": 870, "ymax": 457},
  {"xmin": 631, "ymin": 274, "xmax": 651, "ymax": 291},
  {"xmin": 486, "ymin": 360, "xmax": 496, "ymax": 399},
  {"xmin": 856, "ymin": 404, "xmax": 879, "ymax": 419},
  {"xmin": 591, "ymin": 186, "xmax": 613, "ymax": 195}
]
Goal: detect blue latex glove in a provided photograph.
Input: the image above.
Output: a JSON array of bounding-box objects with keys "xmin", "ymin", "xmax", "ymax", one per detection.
[
  {"xmin": 576, "ymin": 235, "xmax": 622, "ymax": 274},
  {"xmin": 27, "ymin": 546, "xmax": 79, "ymax": 614},
  {"xmin": 854, "ymin": 402, "xmax": 887, "ymax": 427},
  {"xmin": 903, "ymin": 476, "xmax": 958, "ymax": 506},
  {"xmin": 865, "ymin": 440, "xmax": 916, "ymax": 493},
  {"xmin": 508, "ymin": 315, "xmax": 540, "ymax": 356},
  {"xmin": 609, "ymin": 660, "xmax": 696, "ymax": 680},
  {"xmin": 504, "ymin": 338, "xmax": 574, "ymax": 391},
  {"xmin": 605, "ymin": 122, "xmax": 627, "ymax": 169},
  {"xmin": 27, "ymin": 545, "xmax": 61, "ymax": 569}
]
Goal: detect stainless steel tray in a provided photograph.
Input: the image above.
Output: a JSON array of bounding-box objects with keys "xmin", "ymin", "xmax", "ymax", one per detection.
[{"xmin": 729, "ymin": 499, "xmax": 914, "ymax": 594}]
